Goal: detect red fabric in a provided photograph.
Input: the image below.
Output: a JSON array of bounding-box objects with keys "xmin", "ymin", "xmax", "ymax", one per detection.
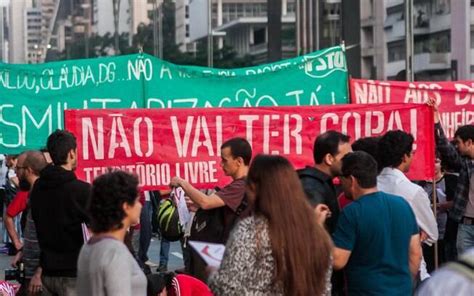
[
  {"xmin": 6, "ymin": 191, "xmax": 29, "ymax": 217},
  {"xmin": 350, "ymin": 78, "xmax": 473, "ymax": 139},
  {"xmin": 338, "ymin": 192, "xmax": 352, "ymax": 209},
  {"xmin": 65, "ymin": 104, "xmax": 435, "ymax": 188},
  {"xmin": 170, "ymin": 274, "xmax": 213, "ymax": 296}
]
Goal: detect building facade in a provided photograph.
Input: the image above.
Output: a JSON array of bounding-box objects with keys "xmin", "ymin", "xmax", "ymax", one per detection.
[
  {"xmin": 360, "ymin": 0, "xmax": 472, "ymax": 81},
  {"xmin": 185, "ymin": 0, "xmax": 296, "ymax": 63},
  {"xmin": 0, "ymin": 0, "xmax": 9, "ymax": 62}
]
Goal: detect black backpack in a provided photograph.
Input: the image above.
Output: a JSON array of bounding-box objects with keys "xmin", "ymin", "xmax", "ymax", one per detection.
[
  {"xmin": 190, "ymin": 195, "xmax": 248, "ymax": 244},
  {"xmin": 188, "ymin": 195, "xmax": 248, "ymax": 281}
]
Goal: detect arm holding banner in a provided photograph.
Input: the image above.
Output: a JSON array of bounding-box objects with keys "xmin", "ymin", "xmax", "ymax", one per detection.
[
  {"xmin": 170, "ymin": 177, "xmax": 225, "ymax": 210},
  {"xmin": 428, "ymin": 99, "xmax": 464, "ymax": 171}
]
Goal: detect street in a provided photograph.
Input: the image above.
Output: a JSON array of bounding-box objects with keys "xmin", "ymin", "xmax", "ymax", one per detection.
[{"xmin": 0, "ymin": 221, "xmax": 184, "ymax": 281}]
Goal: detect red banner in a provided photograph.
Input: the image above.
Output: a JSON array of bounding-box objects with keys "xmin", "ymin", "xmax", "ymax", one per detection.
[
  {"xmin": 65, "ymin": 104, "xmax": 434, "ymax": 190},
  {"xmin": 350, "ymin": 79, "xmax": 474, "ymax": 139}
]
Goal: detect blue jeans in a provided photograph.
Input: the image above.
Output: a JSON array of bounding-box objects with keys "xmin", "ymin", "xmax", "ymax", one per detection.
[
  {"xmin": 159, "ymin": 238, "xmax": 170, "ymax": 267},
  {"xmin": 456, "ymin": 223, "xmax": 474, "ymax": 254},
  {"xmin": 138, "ymin": 200, "xmax": 153, "ymax": 263}
]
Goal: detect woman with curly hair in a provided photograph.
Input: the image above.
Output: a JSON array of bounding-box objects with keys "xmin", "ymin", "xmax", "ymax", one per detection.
[
  {"xmin": 77, "ymin": 170, "xmax": 146, "ymax": 295},
  {"xmin": 208, "ymin": 154, "xmax": 333, "ymax": 296}
]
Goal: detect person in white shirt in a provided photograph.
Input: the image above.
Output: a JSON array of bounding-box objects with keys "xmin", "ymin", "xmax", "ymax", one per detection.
[{"xmin": 376, "ymin": 130, "xmax": 438, "ymax": 280}]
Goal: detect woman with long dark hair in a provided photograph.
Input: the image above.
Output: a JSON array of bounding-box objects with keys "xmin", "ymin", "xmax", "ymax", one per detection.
[
  {"xmin": 208, "ymin": 154, "xmax": 332, "ymax": 295},
  {"xmin": 77, "ymin": 171, "xmax": 147, "ymax": 295}
]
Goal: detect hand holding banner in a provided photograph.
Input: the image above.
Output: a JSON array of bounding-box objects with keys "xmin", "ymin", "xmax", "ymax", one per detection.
[{"xmin": 172, "ymin": 187, "xmax": 191, "ymax": 227}]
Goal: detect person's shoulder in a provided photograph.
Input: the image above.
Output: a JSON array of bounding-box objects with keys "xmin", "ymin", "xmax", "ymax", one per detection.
[
  {"xmin": 379, "ymin": 191, "xmax": 415, "ymax": 211},
  {"xmin": 70, "ymin": 179, "xmax": 92, "ymax": 191},
  {"xmin": 378, "ymin": 191, "xmax": 406, "ymax": 202},
  {"xmin": 236, "ymin": 215, "xmax": 257, "ymax": 230},
  {"xmin": 233, "ymin": 216, "xmax": 267, "ymax": 238},
  {"xmin": 88, "ymin": 239, "xmax": 129, "ymax": 259},
  {"xmin": 227, "ymin": 178, "xmax": 246, "ymax": 187},
  {"xmin": 298, "ymin": 166, "xmax": 329, "ymax": 182}
]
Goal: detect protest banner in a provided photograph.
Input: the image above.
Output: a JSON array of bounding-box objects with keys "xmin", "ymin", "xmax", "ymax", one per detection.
[
  {"xmin": 0, "ymin": 46, "xmax": 348, "ymax": 153},
  {"xmin": 350, "ymin": 78, "xmax": 474, "ymax": 139},
  {"xmin": 64, "ymin": 103, "xmax": 434, "ymax": 189}
]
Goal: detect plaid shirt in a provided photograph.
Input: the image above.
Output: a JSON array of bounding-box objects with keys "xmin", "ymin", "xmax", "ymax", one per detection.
[{"xmin": 435, "ymin": 123, "xmax": 473, "ymax": 222}]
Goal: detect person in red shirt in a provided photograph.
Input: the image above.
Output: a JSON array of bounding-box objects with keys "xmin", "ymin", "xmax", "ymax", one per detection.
[
  {"xmin": 147, "ymin": 273, "xmax": 212, "ymax": 296},
  {"xmin": 4, "ymin": 190, "xmax": 29, "ymax": 252}
]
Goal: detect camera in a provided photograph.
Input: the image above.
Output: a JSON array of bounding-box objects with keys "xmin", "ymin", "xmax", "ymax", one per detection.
[{"xmin": 4, "ymin": 262, "xmax": 25, "ymax": 283}]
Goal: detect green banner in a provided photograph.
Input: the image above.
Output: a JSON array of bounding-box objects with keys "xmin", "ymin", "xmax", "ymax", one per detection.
[{"xmin": 0, "ymin": 45, "xmax": 348, "ymax": 153}]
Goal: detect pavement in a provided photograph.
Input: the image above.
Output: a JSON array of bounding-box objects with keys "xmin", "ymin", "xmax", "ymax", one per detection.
[{"xmin": 0, "ymin": 221, "xmax": 184, "ymax": 281}]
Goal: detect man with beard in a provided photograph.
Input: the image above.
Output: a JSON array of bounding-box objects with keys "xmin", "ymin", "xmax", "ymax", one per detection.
[
  {"xmin": 30, "ymin": 130, "xmax": 91, "ymax": 296},
  {"xmin": 9, "ymin": 150, "xmax": 49, "ymax": 295},
  {"xmin": 329, "ymin": 151, "xmax": 422, "ymax": 295},
  {"xmin": 298, "ymin": 130, "xmax": 352, "ymax": 233}
]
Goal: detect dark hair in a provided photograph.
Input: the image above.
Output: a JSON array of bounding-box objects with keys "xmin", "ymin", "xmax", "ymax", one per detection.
[
  {"xmin": 146, "ymin": 272, "xmax": 175, "ymax": 296},
  {"xmin": 341, "ymin": 151, "xmax": 378, "ymax": 188},
  {"xmin": 46, "ymin": 129, "xmax": 77, "ymax": 166},
  {"xmin": 21, "ymin": 150, "xmax": 48, "ymax": 175},
  {"xmin": 313, "ymin": 131, "xmax": 350, "ymax": 164},
  {"xmin": 352, "ymin": 136, "xmax": 381, "ymax": 173},
  {"xmin": 221, "ymin": 137, "xmax": 252, "ymax": 165},
  {"xmin": 247, "ymin": 154, "xmax": 332, "ymax": 296},
  {"xmin": 454, "ymin": 125, "xmax": 474, "ymax": 142},
  {"xmin": 89, "ymin": 170, "xmax": 139, "ymax": 233},
  {"xmin": 377, "ymin": 130, "xmax": 414, "ymax": 169}
]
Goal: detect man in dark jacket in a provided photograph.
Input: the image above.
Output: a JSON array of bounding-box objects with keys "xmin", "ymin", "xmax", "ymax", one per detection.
[
  {"xmin": 298, "ymin": 130, "xmax": 351, "ymax": 233},
  {"xmin": 298, "ymin": 130, "xmax": 351, "ymax": 296},
  {"xmin": 30, "ymin": 130, "xmax": 91, "ymax": 296}
]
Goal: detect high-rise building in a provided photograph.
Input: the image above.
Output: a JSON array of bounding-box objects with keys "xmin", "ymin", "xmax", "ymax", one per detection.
[
  {"xmin": 360, "ymin": 0, "xmax": 472, "ymax": 81},
  {"xmin": 359, "ymin": 0, "xmax": 385, "ymax": 79},
  {"xmin": 0, "ymin": 0, "xmax": 9, "ymax": 62},
  {"xmin": 9, "ymin": 0, "xmax": 33, "ymax": 63},
  {"xmin": 25, "ymin": 7, "xmax": 43, "ymax": 63},
  {"xmin": 93, "ymin": 0, "xmax": 151, "ymax": 37},
  {"xmin": 175, "ymin": 0, "xmax": 194, "ymax": 53},
  {"xmin": 186, "ymin": 0, "xmax": 296, "ymax": 64},
  {"xmin": 8, "ymin": 0, "xmax": 62, "ymax": 63}
]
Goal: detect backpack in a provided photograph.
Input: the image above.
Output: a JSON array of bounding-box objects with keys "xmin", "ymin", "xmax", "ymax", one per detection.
[
  {"xmin": 158, "ymin": 198, "xmax": 183, "ymax": 242},
  {"xmin": 188, "ymin": 194, "xmax": 248, "ymax": 281},
  {"xmin": 190, "ymin": 194, "xmax": 248, "ymax": 244}
]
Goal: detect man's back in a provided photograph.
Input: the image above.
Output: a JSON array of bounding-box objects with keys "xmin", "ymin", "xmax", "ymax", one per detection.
[
  {"xmin": 377, "ymin": 167, "xmax": 438, "ymax": 243},
  {"xmin": 332, "ymin": 191, "xmax": 418, "ymax": 295},
  {"xmin": 30, "ymin": 165, "xmax": 91, "ymax": 277}
]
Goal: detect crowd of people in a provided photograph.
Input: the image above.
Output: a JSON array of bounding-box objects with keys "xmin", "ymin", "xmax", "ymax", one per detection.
[{"xmin": 0, "ymin": 102, "xmax": 472, "ymax": 295}]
